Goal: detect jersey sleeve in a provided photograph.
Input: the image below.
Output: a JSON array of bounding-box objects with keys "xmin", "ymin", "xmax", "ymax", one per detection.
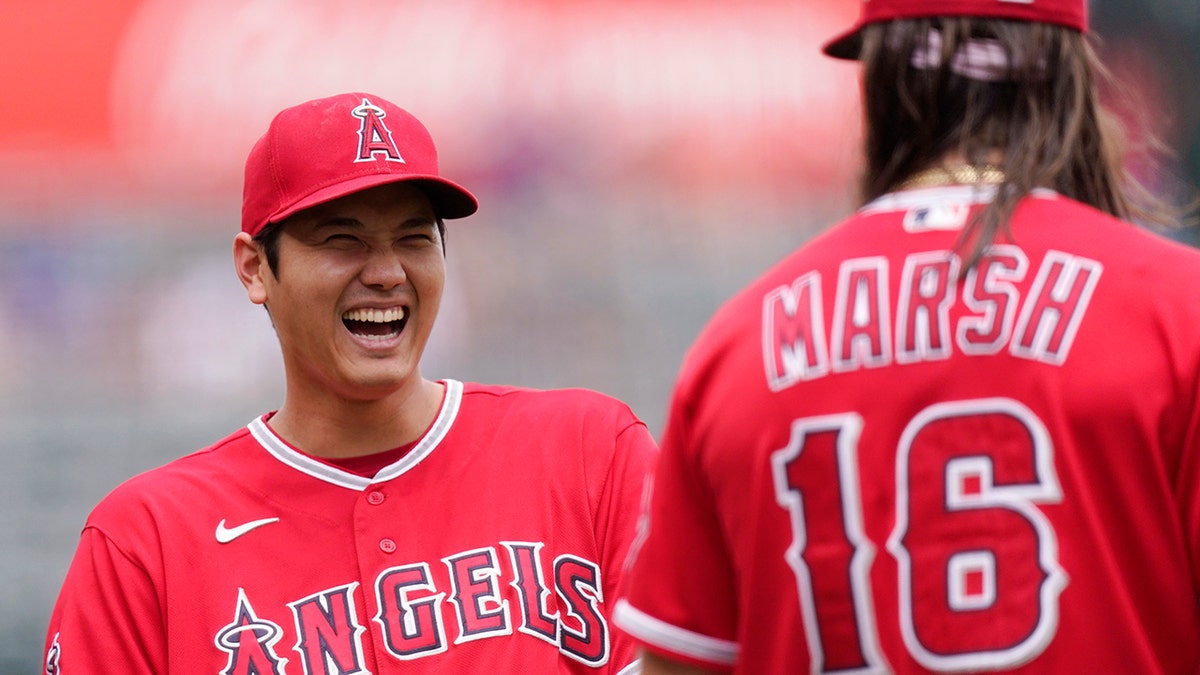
[
  {"xmin": 596, "ymin": 414, "xmax": 661, "ymax": 674},
  {"xmin": 45, "ymin": 524, "xmax": 166, "ymax": 674},
  {"xmin": 615, "ymin": 387, "xmax": 740, "ymax": 671}
]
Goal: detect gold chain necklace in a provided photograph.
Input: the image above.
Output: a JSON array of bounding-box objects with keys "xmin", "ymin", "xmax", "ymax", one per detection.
[{"xmin": 898, "ymin": 165, "xmax": 1006, "ymax": 189}]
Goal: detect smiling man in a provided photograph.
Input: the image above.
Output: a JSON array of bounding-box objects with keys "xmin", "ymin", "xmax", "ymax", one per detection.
[{"xmin": 44, "ymin": 93, "xmax": 657, "ymax": 675}]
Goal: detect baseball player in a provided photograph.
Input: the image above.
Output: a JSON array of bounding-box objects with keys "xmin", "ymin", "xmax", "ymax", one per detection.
[
  {"xmin": 44, "ymin": 92, "xmax": 656, "ymax": 674},
  {"xmin": 615, "ymin": 0, "xmax": 1200, "ymax": 673}
]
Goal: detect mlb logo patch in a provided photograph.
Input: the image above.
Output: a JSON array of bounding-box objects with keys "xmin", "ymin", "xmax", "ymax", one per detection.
[{"xmin": 904, "ymin": 203, "xmax": 970, "ymax": 232}]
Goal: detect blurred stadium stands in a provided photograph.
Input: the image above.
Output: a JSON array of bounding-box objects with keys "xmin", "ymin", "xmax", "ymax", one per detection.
[{"xmin": 2, "ymin": 1, "xmax": 1195, "ymax": 671}]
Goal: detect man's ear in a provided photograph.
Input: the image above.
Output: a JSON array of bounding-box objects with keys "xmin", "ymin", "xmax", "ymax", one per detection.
[{"xmin": 233, "ymin": 232, "xmax": 270, "ymax": 306}]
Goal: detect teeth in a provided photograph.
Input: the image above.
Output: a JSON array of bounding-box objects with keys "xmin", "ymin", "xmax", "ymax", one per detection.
[{"xmin": 342, "ymin": 307, "xmax": 407, "ymax": 323}]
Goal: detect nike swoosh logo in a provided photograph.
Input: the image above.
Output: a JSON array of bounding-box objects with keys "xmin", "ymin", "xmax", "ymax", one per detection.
[{"xmin": 216, "ymin": 517, "xmax": 280, "ymax": 544}]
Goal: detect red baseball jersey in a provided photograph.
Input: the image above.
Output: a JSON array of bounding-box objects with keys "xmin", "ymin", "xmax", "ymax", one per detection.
[
  {"xmin": 46, "ymin": 380, "xmax": 657, "ymax": 674},
  {"xmin": 616, "ymin": 187, "xmax": 1200, "ymax": 673}
]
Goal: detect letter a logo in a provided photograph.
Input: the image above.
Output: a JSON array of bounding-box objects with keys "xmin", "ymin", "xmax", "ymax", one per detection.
[{"xmin": 352, "ymin": 98, "xmax": 405, "ymax": 164}]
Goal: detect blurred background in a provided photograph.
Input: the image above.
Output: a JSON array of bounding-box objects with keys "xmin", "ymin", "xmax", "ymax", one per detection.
[{"xmin": 2, "ymin": 1, "xmax": 1196, "ymax": 671}]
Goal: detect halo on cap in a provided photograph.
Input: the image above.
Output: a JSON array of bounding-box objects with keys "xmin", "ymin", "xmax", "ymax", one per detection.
[
  {"xmin": 241, "ymin": 92, "xmax": 479, "ymax": 237},
  {"xmin": 822, "ymin": 0, "xmax": 1089, "ymax": 60}
]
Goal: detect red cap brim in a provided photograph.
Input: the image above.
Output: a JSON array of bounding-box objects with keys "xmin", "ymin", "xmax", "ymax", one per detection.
[
  {"xmin": 822, "ymin": 25, "xmax": 865, "ymax": 60},
  {"xmin": 267, "ymin": 173, "xmax": 478, "ymax": 229}
]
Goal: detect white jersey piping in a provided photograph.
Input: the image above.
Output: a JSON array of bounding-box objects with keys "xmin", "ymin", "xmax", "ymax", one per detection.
[
  {"xmin": 612, "ymin": 599, "xmax": 739, "ymax": 666},
  {"xmin": 860, "ymin": 185, "xmax": 1061, "ymax": 215},
  {"xmin": 246, "ymin": 379, "xmax": 463, "ymax": 491}
]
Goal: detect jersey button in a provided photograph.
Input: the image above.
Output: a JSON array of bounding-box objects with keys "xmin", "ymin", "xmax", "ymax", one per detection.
[
  {"xmin": 366, "ymin": 490, "xmax": 385, "ymax": 505},
  {"xmin": 379, "ymin": 538, "xmax": 397, "ymax": 554}
]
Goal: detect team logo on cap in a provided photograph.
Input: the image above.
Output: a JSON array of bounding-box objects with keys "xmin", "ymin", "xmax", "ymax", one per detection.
[{"xmin": 352, "ymin": 98, "xmax": 405, "ymax": 164}]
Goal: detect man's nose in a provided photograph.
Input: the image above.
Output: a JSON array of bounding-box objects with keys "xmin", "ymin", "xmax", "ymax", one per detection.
[{"xmin": 359, "ymin": 248, "xmax": 407, "ymax": 289}]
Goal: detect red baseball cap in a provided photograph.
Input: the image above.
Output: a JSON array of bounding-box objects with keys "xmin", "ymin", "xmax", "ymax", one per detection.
[
  {"xmin": 242, "ymin": 92, "xmax": 478, "ymax": 236},
  {"xmin": 823, "ymin": 0, "xmax": 1089, "ymax": 60}
]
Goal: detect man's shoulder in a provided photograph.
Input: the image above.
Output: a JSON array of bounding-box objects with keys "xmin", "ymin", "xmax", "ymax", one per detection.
[
  {"xmin": 457, "ymin": 381, "xmax": 646, "ymax": 436},
  {"xmin": 1015, "ymin": 193, "xmax": 1200, "ymax": 279},
  {"xmin": 87, "ymin": 424, "xmax": 260, "ymax": 524},
  {"xmin": 461, "ymin": 381, "xmax": 634, "ymax": 412}
]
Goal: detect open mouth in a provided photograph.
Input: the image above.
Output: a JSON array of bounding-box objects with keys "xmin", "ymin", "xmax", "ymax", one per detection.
[{"xmin": 342, "ymin": 307, "xmax": 408, "ymax": 341}]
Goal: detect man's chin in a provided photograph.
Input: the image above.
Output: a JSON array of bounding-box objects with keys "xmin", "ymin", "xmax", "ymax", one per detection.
[{"xmin": 334, "ymin": 368, "xmax": 421, "ymax": 402}]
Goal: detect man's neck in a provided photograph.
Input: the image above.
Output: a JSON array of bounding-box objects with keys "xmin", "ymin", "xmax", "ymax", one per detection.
[{"xmin": 267, "ymin": 378, "xmax": 446, "ymax": 459}]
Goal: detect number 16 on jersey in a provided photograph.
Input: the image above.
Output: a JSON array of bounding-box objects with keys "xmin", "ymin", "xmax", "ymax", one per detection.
[{"xmin": 771, "ymin": 398, "xmax": 1066, "ymax": 673}]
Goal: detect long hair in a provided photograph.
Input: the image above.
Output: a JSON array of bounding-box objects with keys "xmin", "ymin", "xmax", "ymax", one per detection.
[{"xmin": 857, "ymin": 18, "xmax": 1175, "ymax": 265}]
